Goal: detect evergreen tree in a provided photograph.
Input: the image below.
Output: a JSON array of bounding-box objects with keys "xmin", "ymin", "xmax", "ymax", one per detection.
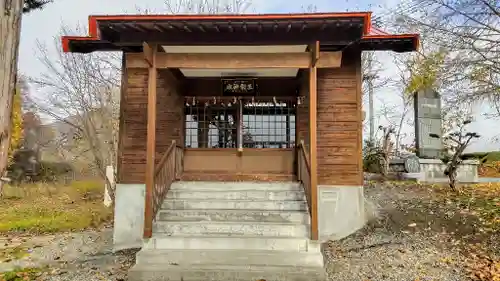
[{"xmin": 23, "ymin": 0, "xmax": 52, "ymax": 13}]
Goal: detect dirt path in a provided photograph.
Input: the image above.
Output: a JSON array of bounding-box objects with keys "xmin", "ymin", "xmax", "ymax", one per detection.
[{"xmin": 0, "ymin": 228, "xmax": 137, "ymax": 281}]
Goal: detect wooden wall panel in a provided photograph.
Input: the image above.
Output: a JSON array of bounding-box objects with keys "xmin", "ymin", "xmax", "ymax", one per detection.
[
  {"xmin": 317, "ymin": 51, "xmax": 363, "ymax": 186},
  {"xmin": 183, "ymin": 149, "xmax": 294, "ymax": 174},
  {"xmin": 117, "ymin": 66, "xmax": 183, "ymax": 184},
  {"xmin": 296, "ymin": 71, "xmax": 309, "ymax": 148}
]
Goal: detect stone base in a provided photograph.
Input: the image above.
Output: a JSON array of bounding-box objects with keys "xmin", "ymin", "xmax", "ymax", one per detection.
[
  {"xmin": 419, "ymin": 158, "xmax": 479, "ymax": 183},
  {"xmin": 317, "ymin": 185, "xmax": 365, "ymax": 242},
  {"xmin": 113, "ymin": 183, "xmax": 146, "ymax": 251}
]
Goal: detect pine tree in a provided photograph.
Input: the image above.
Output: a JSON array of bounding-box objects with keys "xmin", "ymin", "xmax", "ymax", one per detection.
[{"xmin": 23, "ymin": 0, "xmax": 52, "ymax": 13}]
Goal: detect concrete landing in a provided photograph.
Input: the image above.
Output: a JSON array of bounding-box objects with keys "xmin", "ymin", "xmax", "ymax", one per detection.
[
  {"xmin": 129, "ymin": 264, "xmax": 325, "ymax": 281},
  {"xmin": 129, "ymin": 181, "xmax": 325, "ymax": 281}
]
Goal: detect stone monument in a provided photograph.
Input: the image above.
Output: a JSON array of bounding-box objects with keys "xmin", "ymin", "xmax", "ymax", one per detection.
[
  {"xmin": 413, "ymin": 88, "xmax": 443, "ymax": 158},
  {"xmin": 412, "ymin": 89, "xmax": 479, "ymax": 183}
]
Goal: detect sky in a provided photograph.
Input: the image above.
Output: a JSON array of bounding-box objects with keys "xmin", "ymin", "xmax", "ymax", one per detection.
[{"xmin": 17, "ymin": 0, "xmax": 499, "ymax": 152}]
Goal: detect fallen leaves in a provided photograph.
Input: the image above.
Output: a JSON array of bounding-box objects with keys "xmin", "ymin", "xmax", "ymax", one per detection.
[
  {"xmin": 0, "ymin": 267, "xmax": 45, "ymax": 281},
  {"xmin": 466, "ymin": 249, "xmax": 500, "ymax": 281}
]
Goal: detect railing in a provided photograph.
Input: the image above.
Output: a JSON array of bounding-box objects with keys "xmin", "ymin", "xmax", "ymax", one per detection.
[
  {"xmin": 150, "ymin": 141, "xmax": 183, "ymax": 231},
  {"xmin": 297, "ymin": 140, "xmax": 312, "ymax": 215},
  {"xmin": 297, "ymin": 140, "xmax": 318, "ymax": 240}
]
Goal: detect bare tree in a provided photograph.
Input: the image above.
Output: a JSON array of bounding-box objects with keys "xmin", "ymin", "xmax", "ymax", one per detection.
[
  {"xmin": 362, "ymin": 51, "xmax": 390, "ymax": 142},
  {"xmin": 396, "ymin": 0, "xmax": 499, "ymax": 117},
  {"xmin": 28, "ymin": 26, "xmax": 120, "ymax": 199},
  {"xmin": 363, "ymin": 125, "xmax": 395, "ymax": 178},
  {"xmin": 0, "ymin": 0, "xmax": 52, "ymax": 192},
  {"xmin": 430, "ymin": 119, "xmax": 480, "ymax": 192},
  {"xmin": 164, "ymin": 0, "xmax": 252, "ymax": 14}
]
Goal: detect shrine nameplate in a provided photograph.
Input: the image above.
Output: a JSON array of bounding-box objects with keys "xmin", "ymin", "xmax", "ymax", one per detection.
[{"xmin": 222, "ymin": 78, "xmax": 257, "ymax": 95}]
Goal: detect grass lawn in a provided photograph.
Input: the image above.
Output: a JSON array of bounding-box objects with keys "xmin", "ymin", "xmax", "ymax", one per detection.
[
  {"xmin": 0, "ymin": 267, "xmax": 46, "ymax": 281},
  {"xmin": 0, "ymin": 180, "xmax": 112, "ymax": 234}
]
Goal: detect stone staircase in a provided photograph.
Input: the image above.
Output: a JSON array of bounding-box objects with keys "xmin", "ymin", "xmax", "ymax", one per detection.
[{"xmin": 128, "ymin": 181, "xmax": 325, "ymax": 281}]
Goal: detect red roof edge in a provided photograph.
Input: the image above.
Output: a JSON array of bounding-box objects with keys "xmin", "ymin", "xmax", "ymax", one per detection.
[
  {"xmin": 61, "ymin": 12, "xmax": 421, "ymax": 53},
  {"xmin": 364, "ymin": 12, "xmax": 371, "ymax": 35}
]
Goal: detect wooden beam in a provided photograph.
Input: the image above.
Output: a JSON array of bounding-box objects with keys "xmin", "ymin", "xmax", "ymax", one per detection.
[
  {"xmin": 309, "ymin": 41, "xmax": 319, "ymax": 241},
  {"xmin": 316, "ymin": 51, "xmax": 342, "ymax": 68},
  {"xmin": 125, "ymin": 52, "xmax": 342, "ymax": 69},
  {"xmin": 142, "ymin": 42, "xmax": 154, "ymax": 67},
  {"xmin": 143, "ymin": 43, "xmax": 158, "ymax": 239},
  {"xmin": 310, "ymin": 41, "xmax": 320, "ymax": 66}
]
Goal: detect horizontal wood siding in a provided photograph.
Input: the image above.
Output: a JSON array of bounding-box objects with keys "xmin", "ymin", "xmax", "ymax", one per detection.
[
  {"xmin": 317, "ymin": 51, "xmax": 363, "ymax": 186},
  {"xmin": 118, "ymin": 65, "xmax": 183, "ymax": 184}
]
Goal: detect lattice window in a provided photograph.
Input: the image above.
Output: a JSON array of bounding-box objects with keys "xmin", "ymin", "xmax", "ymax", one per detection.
[
  {"xmin": 184, "ymin": 97, "xmax": 297, "ymax": 149},
  {"xmin": 242, "ymin": 100, "xmax": 296, "ymax": 148},
  {"xmin": 185, "ymin": 105, "xmax": 237, "ymax": 148}
]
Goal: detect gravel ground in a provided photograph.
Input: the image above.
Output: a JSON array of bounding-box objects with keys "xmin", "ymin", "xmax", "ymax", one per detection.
[
  {"xmin": 323, "ymin": 182, "xmax": 498, "ymax": 281},
  {"xmin": 0, "ymin": 228, "xmax": 137, "ymax": 281},
  {"xmin": 1, "ymin": 182, "xmax": 497, "ymax": 281}
]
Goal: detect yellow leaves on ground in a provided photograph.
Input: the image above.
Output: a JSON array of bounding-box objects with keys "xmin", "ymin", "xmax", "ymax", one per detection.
[
  {"xmin": 0, "ymin": 180, "xmax": 112, "ymax": 234},
  {"xmin": 479, "ymin": 161, "xmax": 500, "ymax": 178},
  {"xmin": 447, "ymin": 183, "xmax": 500, "ymax": 232},
  {"xmin": 0, "ymin": 267, "xmax": 44, "ymax": 281},
  {"xmin": 466, "ymin": 247, "xmax": 500, "ymax": 281}
]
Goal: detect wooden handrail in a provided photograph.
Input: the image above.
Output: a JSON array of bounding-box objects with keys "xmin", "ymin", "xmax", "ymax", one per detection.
[
  {"xmin": 299, "ymin": 140, "xmax": 311, "ymax": 174},
  {"xmin": 297, "ymin": 140, "xmax": 318, "ymax": 241},
  {"xmin": 154, "ymin": 141, "xmax": 176, "ymax": 177},
  {"xmin": 145, "ymin": 140, "xmax": 184, "ymax": 238}
]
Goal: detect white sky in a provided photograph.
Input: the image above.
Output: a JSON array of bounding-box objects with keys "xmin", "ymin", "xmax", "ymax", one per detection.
[{"xmin": 17, "ymin": 0, "xmax": 499, "ymax": 152}]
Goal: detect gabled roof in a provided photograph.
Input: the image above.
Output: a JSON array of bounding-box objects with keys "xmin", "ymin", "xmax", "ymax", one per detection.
[{"xmin": 62, "ymin": 12, "xmax": 419, "ymax": 53}]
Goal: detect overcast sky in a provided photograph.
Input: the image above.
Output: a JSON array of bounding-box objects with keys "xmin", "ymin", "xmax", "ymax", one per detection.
[{"xmin": 17, "ymin": 0, "xmax": 499, "ymax": 152}]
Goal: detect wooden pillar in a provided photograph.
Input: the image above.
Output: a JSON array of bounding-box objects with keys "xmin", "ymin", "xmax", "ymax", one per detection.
[
  {"xmin": 286, "ymin": 115, "xmax": 291, "ymax": 148},
  {"xmin": 309, "ymin": 42, "xmax": 319, "ymax": 241},
  {"xmin": 143, "ymin": 42, "xmax": 157, "ymax": 239}
]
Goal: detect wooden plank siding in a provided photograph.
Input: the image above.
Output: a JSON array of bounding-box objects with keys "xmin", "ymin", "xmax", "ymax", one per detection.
[
  {"xmin": 296, "ymin": 71, "xmax": 310, "ymax": 149},
  {"xmin": 317, "ymin": 50, "xmax": 363, "ymax": 186},
  {"xmin": 117, "ymin": 65, "xmax": 184, "ymax": 184}
]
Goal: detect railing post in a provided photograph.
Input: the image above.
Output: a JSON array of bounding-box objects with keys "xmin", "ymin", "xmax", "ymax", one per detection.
[
  {"xmin": 297, "ymin": 148, "xmax": 301, "ymax": 182},
  {"xmin": 143, "ymin": 42, "xmax": 157, "ymax": 239},
  {"xmin": 309, "ymin": 42, "xmax": 319, "ymax": 241},
  {"xmin": 172, "ymin": 141, "xmax": 177, "ymax": 179}
]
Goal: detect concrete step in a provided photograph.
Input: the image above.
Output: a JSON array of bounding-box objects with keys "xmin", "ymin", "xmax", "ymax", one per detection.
[
  {"xmin": 135, "ymin": 249, "xmax": 324, "ymax": 267},
  {"xmin": 161, "ymin": 199, "xmax": 307, "ymax": 211},
  {"xmin": 128, "ymin": 264, "xmax": 325, "ymax": 281},
  {"xmin": 171, "ymin": 181, "xmax": 302, "ymax": 191},
  {"xmin": 143, "ymin": 235, "xmax": 320, "ymax": 252},
  {"xmin": 181, "ymin": 172, "xmax": 297, "ymax": 182},
  {"xmin": 157, "ymin": 209, "xmax": 310, "ymax": 224},
  {"xmin": 153, "ymin": 221, "xmax": 309, "ymax": 237},
  {"xmin": 166, "ymin": 189, "xmax": 306, "ymax": 201}
]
